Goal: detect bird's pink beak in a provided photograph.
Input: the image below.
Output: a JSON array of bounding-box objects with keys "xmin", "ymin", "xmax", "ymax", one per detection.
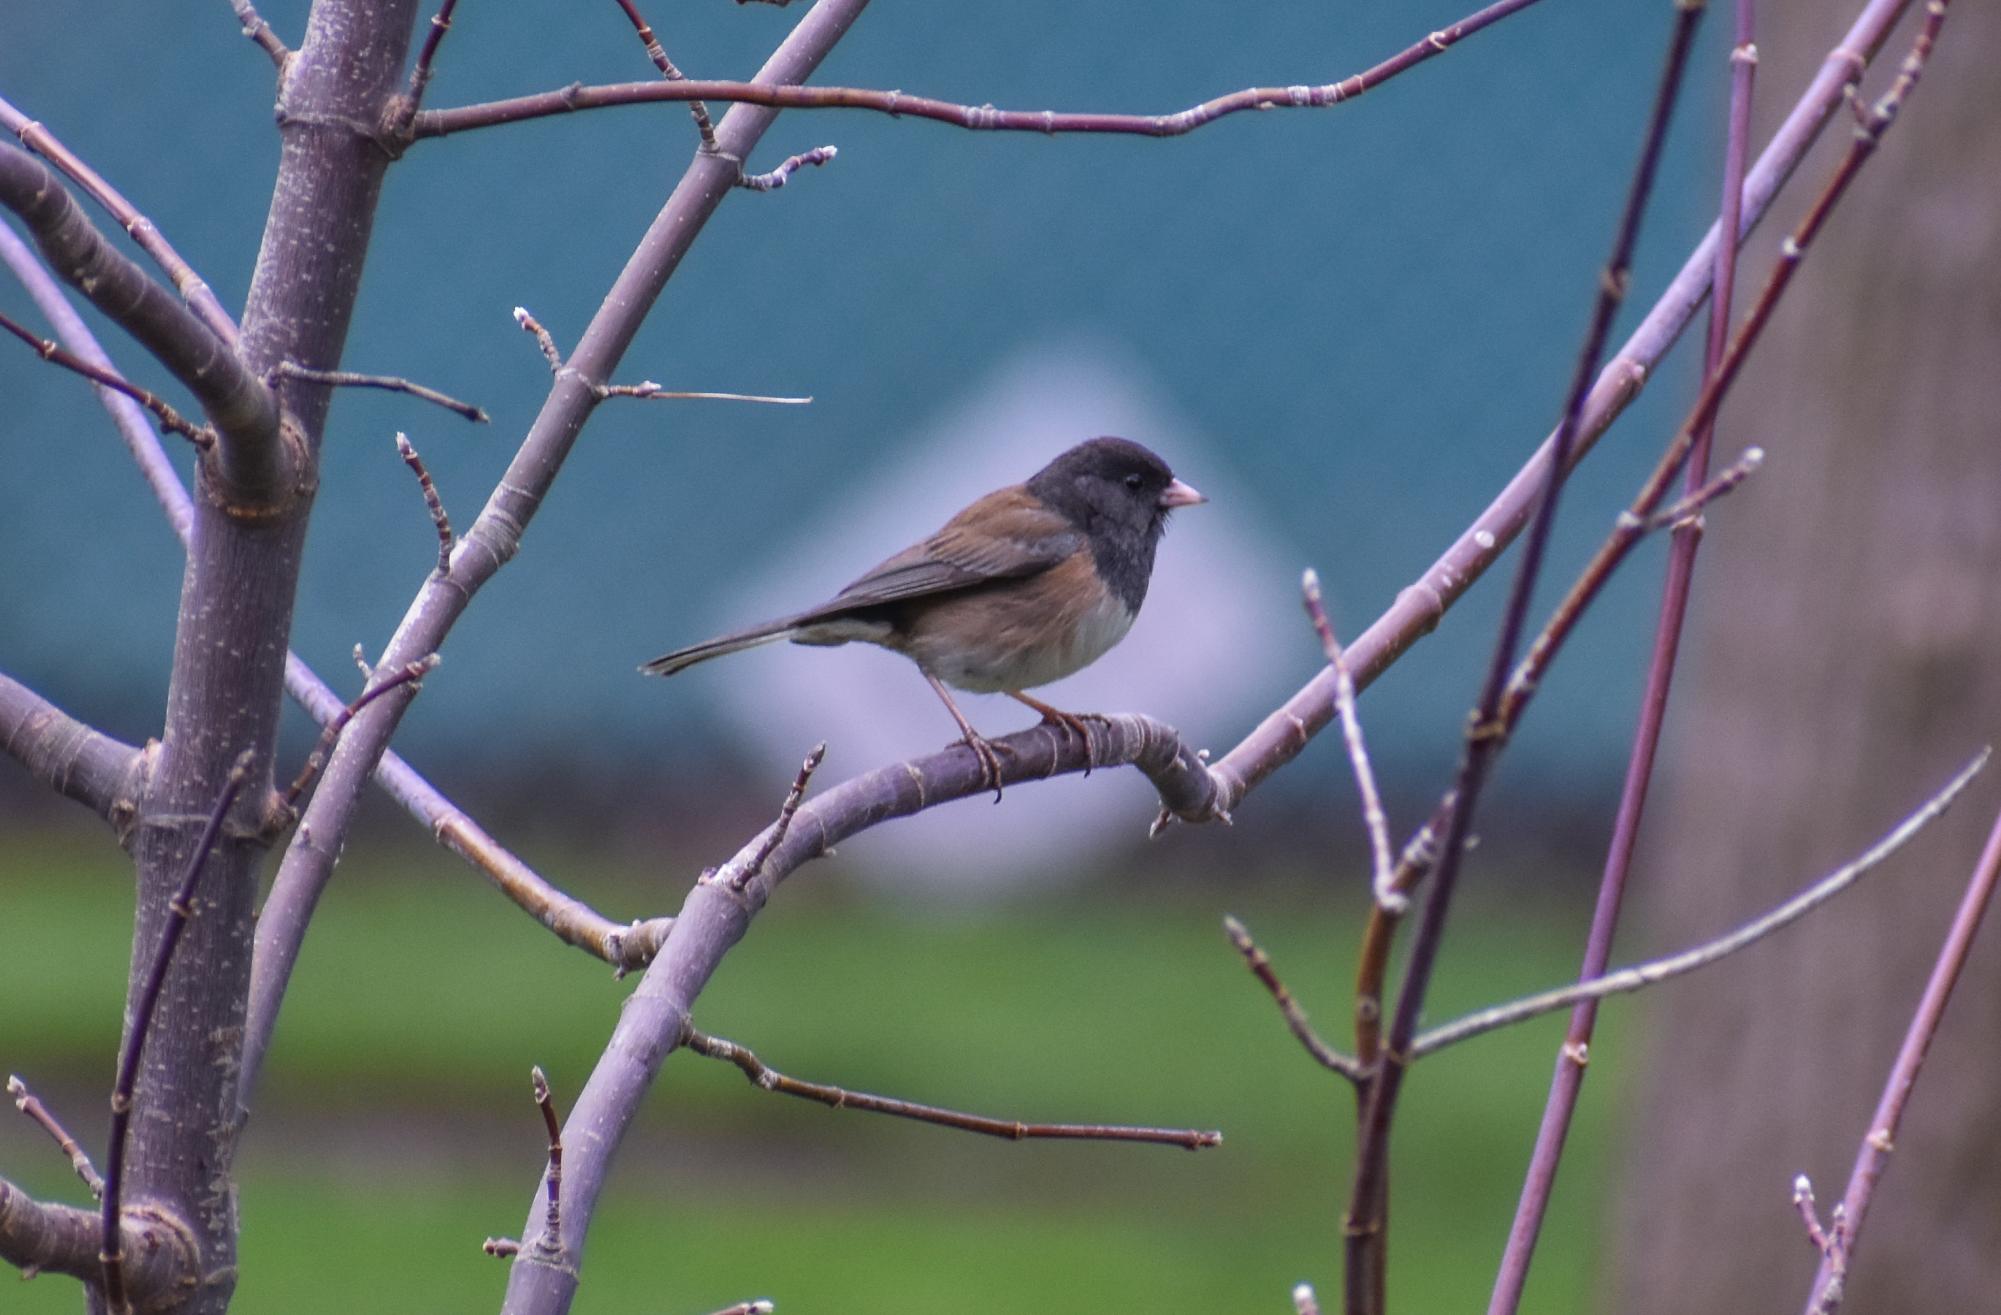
[{"xmin": 1158, "ymin": 478, "xmax": 1207, "ymax": 509}]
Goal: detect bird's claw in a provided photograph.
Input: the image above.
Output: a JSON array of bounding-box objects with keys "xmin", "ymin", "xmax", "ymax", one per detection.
[
  {"xmin": 962, "ymin": 732, "xmax": 1006, "ymax": 802},
  {"xmin": 1038, "ymin": 709, "xmax": 1110, "ymax": 776}
]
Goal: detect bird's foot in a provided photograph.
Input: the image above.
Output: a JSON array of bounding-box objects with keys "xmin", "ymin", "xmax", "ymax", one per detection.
[
  {"xmin": 1032, "ymin": 705, "xmax": 1111, "ymax": 776},
  {"xmin": 960, "ymin": 731, "xmax": 1007, "ymax": 803}
]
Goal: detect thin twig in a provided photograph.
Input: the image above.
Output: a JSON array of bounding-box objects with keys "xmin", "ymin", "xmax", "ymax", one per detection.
[
  {"xmin": 1301, "ymin": 569, "xmax": 1397, "ymax": 912},
  {"xmin": 1804, "ymin": 754, "xmax": 1991, "ymax": 1309},
  {"xmin": 228, "ymin": 0, "xmax": 290, "ymax": 67},
  {"xmin": 611, "ymin": 0, "xmax": 719, "ymax": 150},
  {"xmin": 1347, "ymin": 12, "xmax": 1706, "ymax": 1311},
  {"xmin": 1793, "ymin": 1175, "xmax": 1839, "ymax": 1259},
  {"xmin": 1640, "ymin": 446, "xmax": 1763, "ymax": 531},
  {"xmin": 513, "ymin": 306, "xmax": 565, "ymax": 372},
  {"xmin": 1222, "ymin": 917, "xmax": 1362, "ymax": 1081},
  {"xmin": 415, "ymin": 0, "xmax": 1549, "ymax": 140},
  {"xmin": 1410, "ymin": 750, "xmax": 1987, "ymax": 1058},
  {"xmin": 7, "ymin": 1076, "xmax": 103, "ymax": 1199},
  {"xmin": 101, "ymin": 749, "xmax": 254, "ymax": 1315},
  {"xmin": 513, "ymin": 309, "xmax": 805, "ymax": 403},
  {"xmin": 727, "ymin": 744, "xmax": 827, "ymax": 891},
  {"xmin": 394, "ymin": 432, "xmax": 456, "ymax": 576},
  {"xmin": 737, "ymin": 143, "xmax": 838, "ymax": 191},
  {"xmin": 681, "ymin": 1025, "xmax": 1221, "ymax": 1150},
  {"xmin": 402, "ymin": 0, "xmax": 462, "ymax": 117},
  {"xmin": 0, "ymin": 308, "xmax": 215, "ymax": 448},
  {"xmin": 597, "ymin": 381, "xmax": 812, "ymax": 405},
  {"xmin": 1294, "ymin": 1284, "xmax": 1325, "ymax": 1315},
  {"xmin": 703, "ymin": 1303, "xmax": 775, "ymax": 1315},
  {"xmin": 283, "ymin": 656, "xmax": 440, "ymax": 811},
  {"xmin": 273, "ymin": 361, "xmax": 488, "ymax": 422},
  {"xmin": 529, "ymin": 1067, "xmax": 563, "ymax": 1254}
]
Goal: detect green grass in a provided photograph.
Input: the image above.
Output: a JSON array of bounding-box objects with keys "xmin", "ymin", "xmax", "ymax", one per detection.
[{"xmin": 0, "ymin": 832, "xmax": 1619, "ymax": 1313}]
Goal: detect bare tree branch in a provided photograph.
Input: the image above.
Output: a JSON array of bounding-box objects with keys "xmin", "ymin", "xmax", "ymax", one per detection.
[
  {"xmin": 1346, "ymin": 12, "xmax": 1708, "ymax": 1309},
  {"xmin": 0, "ymin": 94, "xmax": 241, "ymax": 344},
  {"xmin": 1203, "ymin": 0, "xmax": 1935, "ymax": 820},
  {"xmin": 414, "ymin": 0, "xmax": 1548, "ymax": 140},
  {"xmin": 0, "ymin": 144, "xmax": 286, "ymax": 504},
  {"xmin": 1488, "ymin": 0, "xmax": 1766, "ymax": 1288},
  {"xmin": 394, "ymin": 432, "xmax": 457, "ymax": 576},
  {"xmin": 272, "ymin": 361, "xmax": 489, "ymax": 422},
  {"xmin": 8, "ymin": 1077, "xmax": 103, "ymax": 1199},
  {"xmin": 683, "ymin": 1025, "xmax": 1221, "ymax": 1149},
  {"xmin": 0, "ymin": 672, "xmax": 146, "ymax": 834},
  {"xmin": 399, "ymin": 0, "xmax": 461, "ymax": 120},
  {"xmin": 0, "ymin": 1175, "xmax": 195, "ymax": 1291},
  {"xmin": 1222, "ymin": 916, "xmax": 1362, "ymax": 1081},
  {"xmin": 0, "ymin": 308, "xmax": 216, "ymax": 446},
  {"xmin": 611, "ymin": 0, "xmax": 719, "ymax": 151},
  {"xmin": 241, "ymin": 0, "xmax": 878, "ymax": 1166},
  {"xmin": 1300, "ymin": 569, "xmax": 1396, "ymax": 912},
  {"xmin": 0, "ymin": 225, "xmax": 641, "ymax": 980},
  {"xmin": 1411, "ymin": 750, "xmax": 1987, "ymax": 1058}
]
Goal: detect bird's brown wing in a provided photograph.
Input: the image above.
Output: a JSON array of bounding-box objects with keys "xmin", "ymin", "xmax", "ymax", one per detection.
[{"xmin": 821, "ymin": 484, "xmax": 1082, "ymax": 611}]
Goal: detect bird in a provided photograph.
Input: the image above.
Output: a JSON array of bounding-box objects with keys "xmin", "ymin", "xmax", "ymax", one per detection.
[{"xmin": 640, "ymin": 436, "xmax": 1206, "ymax": 798}]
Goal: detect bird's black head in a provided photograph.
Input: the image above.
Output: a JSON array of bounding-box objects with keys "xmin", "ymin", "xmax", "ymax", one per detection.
[{"xmin": 1026, "ymin": 437, "xmax": 1206, "ymax": 612}]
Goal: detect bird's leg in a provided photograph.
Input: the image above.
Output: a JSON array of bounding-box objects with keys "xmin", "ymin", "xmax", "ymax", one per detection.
[
  {"xmin": 1007, "ymin": 691, "xmax": 1108, "ymax": 777},
  {"xmin": 924, "ymin": 673, "xmax": 1005, "ymax": 802}
]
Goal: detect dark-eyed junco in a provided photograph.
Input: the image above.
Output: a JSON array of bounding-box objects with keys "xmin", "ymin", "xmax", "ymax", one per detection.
[{"xmin": 641, "ymin": 437, "xmax": 1206, "ymax": 796}]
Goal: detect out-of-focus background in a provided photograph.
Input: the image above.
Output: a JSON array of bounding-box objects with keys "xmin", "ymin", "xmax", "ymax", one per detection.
[{"xmin": 4, "ymin": 1, "xmax": 1996, "ymax": 1312}]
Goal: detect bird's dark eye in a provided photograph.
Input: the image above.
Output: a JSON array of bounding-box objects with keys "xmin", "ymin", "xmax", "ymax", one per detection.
[{"xmin": 1124, "ymin": 473, "xmax": 1143, "ymax": 490}]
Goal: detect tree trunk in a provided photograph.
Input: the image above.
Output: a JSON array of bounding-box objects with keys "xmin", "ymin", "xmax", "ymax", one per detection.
[{"xmin": 1609, "ymin": 3, "xmax": 2001, "ymax": 1310}]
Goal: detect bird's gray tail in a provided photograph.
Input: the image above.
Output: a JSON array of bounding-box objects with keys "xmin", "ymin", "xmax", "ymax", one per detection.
[{"xmin": 638, "ymin": 617, "xmax": 806, "ymax": 677}]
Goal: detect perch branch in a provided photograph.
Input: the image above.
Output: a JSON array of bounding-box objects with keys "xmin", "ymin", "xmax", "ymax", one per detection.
[
  {"xmin": 1410, "ymin": 749, "xmax": 1986, "ymax": 1058},
  {"xmin": 0, "ymin": 672, "xmax": 147, "ymax": 834},
  {"xmin": 486, "ymin": 11, "xmax": 1932, "ymax": 1303},
  {"xmin": 101, "ymin": 750, "xmax": 253, "ymax": 1315},
  {"xmin": 1222, "ymin": 917, "xmax": 1361, "ymax": 1081},
  {"xmin": 0, "ymin": 95, "xmax": 239, "ymax": 344},
  {"xmin": 414, "ymin": 0, "xmax": 1549, "ymax": 140},
  {"xmin": 682, "ymin": 1026, "xmax": 1220, "ymax": 1149},
  {"xmin": 272, "ymin": 360, "xmax": 488, "ymax": 422},
  {"xmin": 8, "ymin": 1077, "xmax": 103, "ymax": 1199}
]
